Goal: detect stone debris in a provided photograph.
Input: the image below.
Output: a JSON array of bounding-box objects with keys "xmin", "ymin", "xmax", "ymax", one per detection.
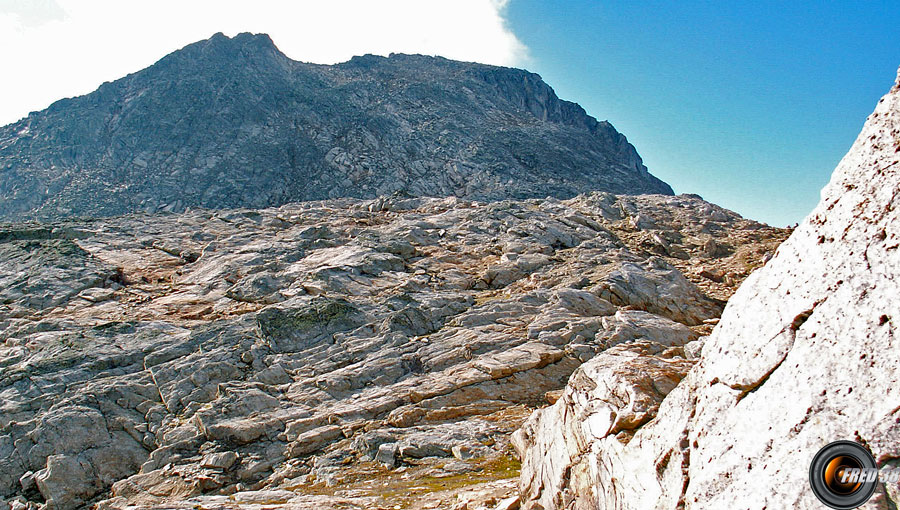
[{"xmin": 0, "ymin": 191, "xmax": 786, "ymax": 509}]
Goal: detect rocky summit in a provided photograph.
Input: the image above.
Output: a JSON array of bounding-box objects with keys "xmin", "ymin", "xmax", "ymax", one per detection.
[
  {"xmin": 515, "ymin": 68, "xmax": 900, "ymax": 509},
  {"xmin": 0, "ymin": 32, "xmax": 671, "ymax": 221},
  {"xmin": 0, "ymin": 191, "xmax": 787, "ymax": 510}
]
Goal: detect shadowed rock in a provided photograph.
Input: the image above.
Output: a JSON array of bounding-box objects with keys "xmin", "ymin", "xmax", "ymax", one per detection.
[{"xmin": 0, "ymin": 33, "xmax": 672, "ymax": 221}]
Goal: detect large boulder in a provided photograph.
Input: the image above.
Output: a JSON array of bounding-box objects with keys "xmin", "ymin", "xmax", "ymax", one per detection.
[
  {"xmin": 513, "ymin": 341, "xmax": 694, "ymax": 510},
  {"xmin": 516, "ymin": 67, "xmax": 900, "ymax": 509}
]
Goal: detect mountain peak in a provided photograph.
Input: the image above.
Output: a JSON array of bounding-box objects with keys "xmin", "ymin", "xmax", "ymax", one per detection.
[
  {"xmin": 208, "ymin": 31, "xmax": 278, "ymax": 50},
  {"xmin": 163, "ymin": 31, "xmax": 286, "ymax": 67},
  {"xmin": 0, "ymin": 34, "xmax": 672, "ymax": 220}
]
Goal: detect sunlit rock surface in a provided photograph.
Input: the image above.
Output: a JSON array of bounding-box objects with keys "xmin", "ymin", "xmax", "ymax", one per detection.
[
  {"xmin": 515, "ymin": 67, "xmax": 900, "ymax": 510},
  {"xmin": 0, "ymin": 191, "xmax": 787, "ymax": 510}
]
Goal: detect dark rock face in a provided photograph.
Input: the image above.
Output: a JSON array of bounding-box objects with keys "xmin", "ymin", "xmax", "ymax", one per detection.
[{"xmin": 0, "ymin": 32, "xmax": 672, "ymax": 221}]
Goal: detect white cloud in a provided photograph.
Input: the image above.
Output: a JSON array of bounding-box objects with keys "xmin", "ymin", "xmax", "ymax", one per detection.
[
  {"xmin": 0, "ymin": 0, "xmax": 529, "ymax": 125},
  {"xmin": 0, "ymin": 0, "xmax": 66, "ymax": 26}
]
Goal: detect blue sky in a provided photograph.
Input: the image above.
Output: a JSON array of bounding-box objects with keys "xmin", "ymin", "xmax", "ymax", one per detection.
[{"xmin": 504, "ymin": 1, "xmax": 900, "ymax": 226}]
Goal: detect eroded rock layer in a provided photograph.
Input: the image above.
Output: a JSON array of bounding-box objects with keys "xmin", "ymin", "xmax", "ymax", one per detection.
[{"xmin": 0, "ymin": 192, "xmax": 787, "ymax": 510}]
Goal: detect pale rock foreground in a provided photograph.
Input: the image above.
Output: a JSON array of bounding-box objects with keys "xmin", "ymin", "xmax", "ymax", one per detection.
[
  {"xmin": 0, "ymin": 191, "xmax": 786, "ymax": 509},
  {"xmin": 515, "ymin": 68, "xmax": 900, "ymax": 508}
]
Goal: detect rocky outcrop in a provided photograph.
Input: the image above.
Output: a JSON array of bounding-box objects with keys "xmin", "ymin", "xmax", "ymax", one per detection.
[
  {"xmin": 515, "ymin": 68, "xmax": 900, "ymax": 509},
  {"xmin": 0, "ymin": 192, "xmax": 787, "ymax": 509},
  {"xmin": 513, "ymin": 341, "xmax": 694, "ymax": 509},
  {"xmin": 0, "ymin": 32, "xmax": 672, "ymax": 221}
]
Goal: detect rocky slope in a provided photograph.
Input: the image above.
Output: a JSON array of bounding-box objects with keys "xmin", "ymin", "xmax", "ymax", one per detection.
[
  {"xmin": 515, "ymin": 69, "xmax": 900, "ymax": 509},
  {"xmin": 0, "ymin": 192, "xmax": 787, "ymax": 510},
  {"xmin": 0, "ymin": 32, "xmax": 671, "ymax": 221}
]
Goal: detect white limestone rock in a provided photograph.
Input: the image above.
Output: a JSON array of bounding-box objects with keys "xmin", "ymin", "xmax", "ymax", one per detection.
[
  {"xmin": 516, "ymin": 67, "xmax": 900, "ymax": 509},
  {"xmin": 0, "ymin": 187, "xmax": 785, "ymax": 508},
  {"xmin": 513, "ymin": 341, "xmax": 694, "ymax": 510}
]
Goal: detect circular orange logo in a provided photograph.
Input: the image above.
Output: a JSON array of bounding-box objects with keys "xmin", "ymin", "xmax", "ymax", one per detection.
[{"xmin": 810, "ymin": 441, "xmax": 878, "ymax": 509}]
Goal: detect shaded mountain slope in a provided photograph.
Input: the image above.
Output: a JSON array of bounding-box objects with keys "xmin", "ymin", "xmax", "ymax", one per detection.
[{"xmin": 0, "ymin": 33, "xmax": 671, "ymax": 221}]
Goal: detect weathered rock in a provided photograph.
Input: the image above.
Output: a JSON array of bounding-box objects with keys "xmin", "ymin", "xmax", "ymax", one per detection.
[
  {"xmin": 288, "ymin": 426, "xmax": 344, "ymax": 457},
  {"xmin": 0, "ymin": 189, "xmax": 785, "ymax": 509},
  {"xmin": 375, "ymin": 443, "xmax": 399, "ymax": 467},
  {"xmin": 553, "ymin": 289, "xmax": 616, "ymax": 317},
  {"xmin": 256, "ymin": 297, "xmax": 365, "ymax": 353},
  {"xmin": 396, "ymin": 420, "xmax": 494, "ymax": 460},
  {"xmin": 200, "ymin": 452, "xmax": 239, "ymax": 471},
  {"xmin": 34, "ymin": 455, "xmax": 98, "ymax": 510},
  {"xmin": 513, "ymin": 341, "xmax": 694, "ymax": 509},
  {"xmin": 516, "ymin": 67, "xmax": 900, "ymax": 509},
  {"xmin": 594, "ymin": 258, "xmax": 722, "ymax": 325},
  {"xmin": 14, "ymin": 475, "xmax": 35, "ymax": 502}
]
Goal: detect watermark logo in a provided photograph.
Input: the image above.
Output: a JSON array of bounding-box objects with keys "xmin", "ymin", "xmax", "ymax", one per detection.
[{"xmin": 809, "ymin": 441, "xmax": 880, "ymax": 509}]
